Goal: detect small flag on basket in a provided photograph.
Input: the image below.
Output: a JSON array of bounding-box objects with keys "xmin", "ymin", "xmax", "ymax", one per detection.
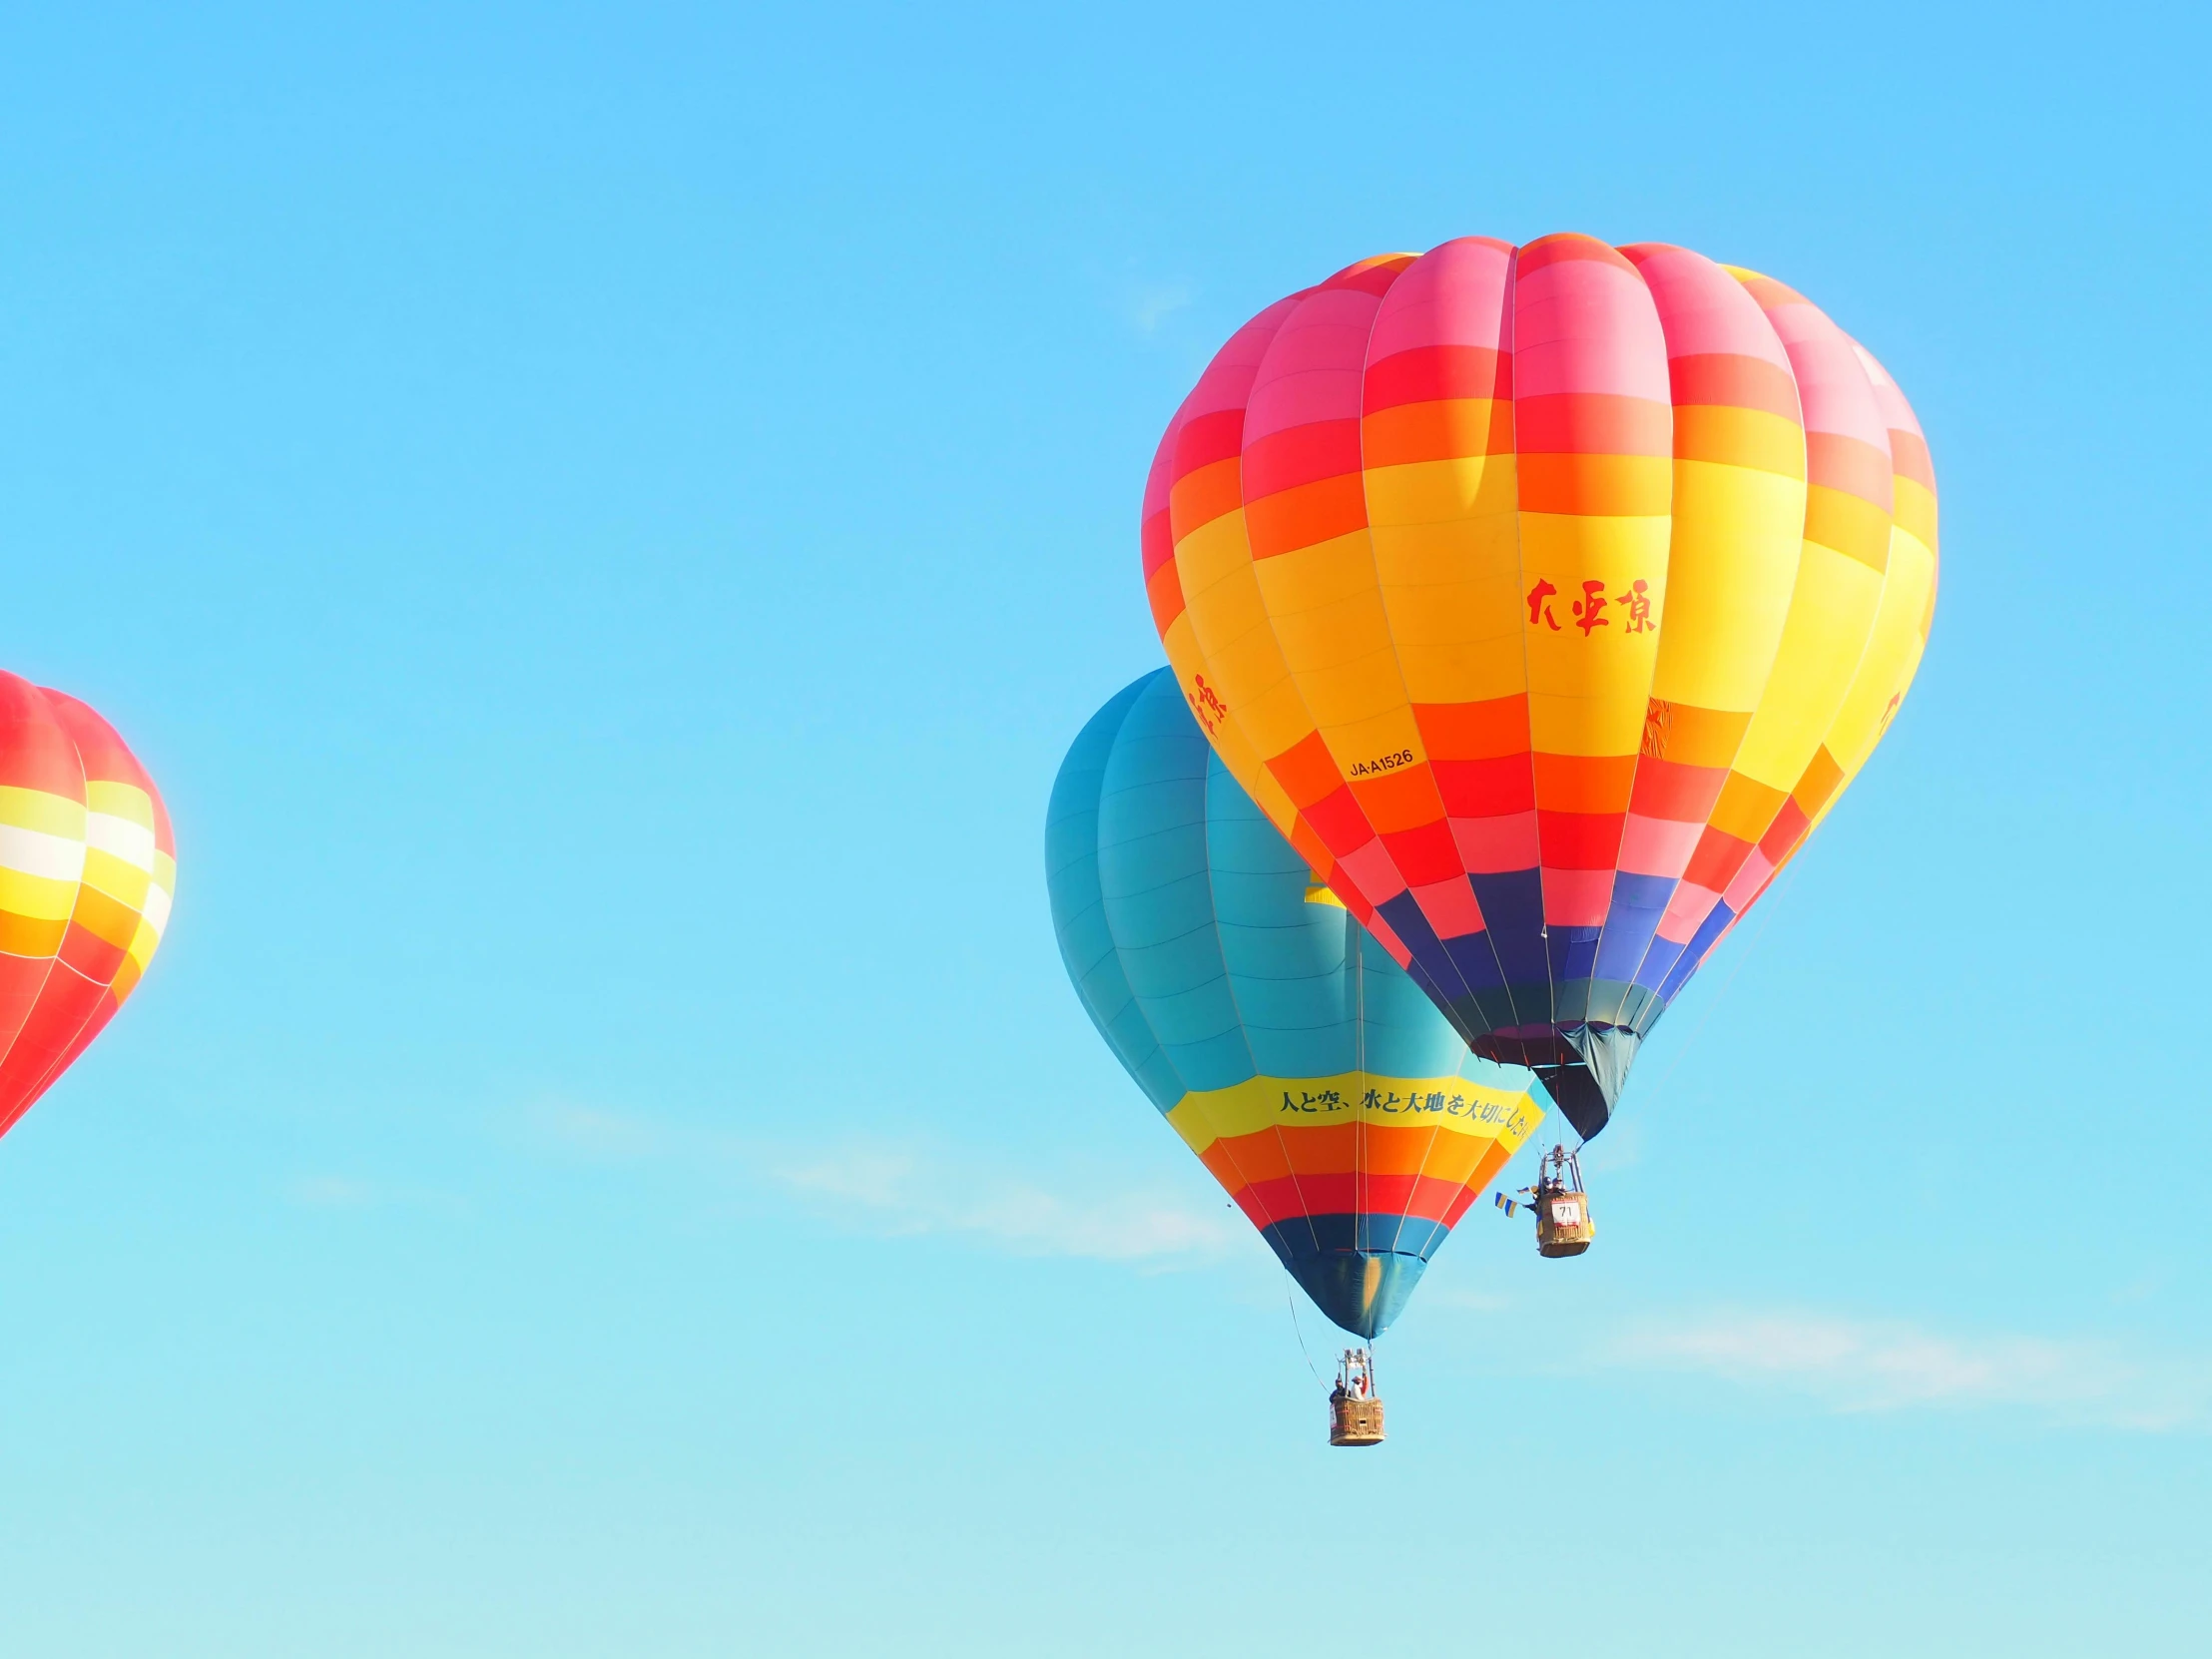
[{"xmin": 1492, "ymin": 1191, "xmax": 1519, "ymax": 1219}]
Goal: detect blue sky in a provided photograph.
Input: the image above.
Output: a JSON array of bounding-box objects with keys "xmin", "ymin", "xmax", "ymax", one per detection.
[{"xmin": 0, "ymin": 3, "xmax": 2205, "ymax": 1653}]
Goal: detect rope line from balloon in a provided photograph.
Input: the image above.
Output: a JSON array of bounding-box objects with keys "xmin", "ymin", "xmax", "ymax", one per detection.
[
  {"xmin": 1600, "ymin": 861, "xmax": 1805, "ymax": 1146},
  {"xmin": 1284, "ymin": 1272, "xmax": 1325, "ymax": 1388}
]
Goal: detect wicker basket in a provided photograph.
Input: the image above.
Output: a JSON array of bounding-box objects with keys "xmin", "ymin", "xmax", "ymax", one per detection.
[
  {"xmin": 1535, "ymin": 1189, "xmax": 1595, "ymax": 1259},
  {"xmin": 1330, "ymin": 1393, "xmax": 1385, "ymax": 1447}
]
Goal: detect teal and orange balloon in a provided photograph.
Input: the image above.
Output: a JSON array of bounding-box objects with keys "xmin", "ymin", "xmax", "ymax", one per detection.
[{"xmin": 1047, "ymin": 669, "xmax": 1543, "ymax": 1337}]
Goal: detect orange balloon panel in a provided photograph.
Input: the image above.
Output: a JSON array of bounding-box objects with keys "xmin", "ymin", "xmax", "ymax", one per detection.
[
  {"xmin": 0, "ymin": 676, "xmax": 175, "ymax": 1143},
  {"xmin": 1142, "ymin": 236, "xmax": 1936, "ymax": 1137}
]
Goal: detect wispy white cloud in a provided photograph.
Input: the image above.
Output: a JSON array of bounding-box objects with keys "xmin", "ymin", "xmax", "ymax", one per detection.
[
  {"xmin": 522, "ymin": 1101, "xmax": 672, "ymax": 1162},
  {"xmin": 287, "ymin": 1174, "xmax": 380, "ymax": 1208},
  {"xmin": 1611, "ymin": 1307, "xmax": 2212, "ymax": 1431},
  {"xmin": 1124, "ymin": 280, "xmax": 1194, "ymax": 336},
  {"xmin": 506, "ymin": 1100, "xmax": 1235, "ymax": 1266},
  {"xmin": 775, "ymin": 1144, "xmax": 1236, "ymax": 1265},
  {"xmin": 283, "ymin": 1174, "xmax": 468, "ymax": 1216}
]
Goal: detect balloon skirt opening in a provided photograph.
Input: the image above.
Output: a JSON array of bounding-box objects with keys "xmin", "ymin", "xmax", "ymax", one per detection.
[{"xmin": 1278, "ymin": 1247, "xmax": 1429, "ymax": 1339}]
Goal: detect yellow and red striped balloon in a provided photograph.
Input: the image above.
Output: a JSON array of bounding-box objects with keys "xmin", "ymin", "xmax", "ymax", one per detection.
[
  {"xmin": 0, "ymin": 675, "xmax": 174, "ymax": 1142},
  {"xmin": 1142, "ymin": 235, "xmax": 1935, "ymax": 1137}
]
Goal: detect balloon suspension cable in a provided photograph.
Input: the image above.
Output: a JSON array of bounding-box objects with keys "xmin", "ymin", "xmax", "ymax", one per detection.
[
  {"xmin": 1619, "ymin": 863, "xmax": 1806, "ymax": 1132},
  {"xmin": 1284, "ymin": 1273, "xmax": 1325, "ymax": 1387}
]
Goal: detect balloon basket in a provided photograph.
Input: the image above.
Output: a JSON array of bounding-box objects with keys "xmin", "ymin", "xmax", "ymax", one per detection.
[
  {"xmin": 1328, "ymin": 1347, "xmax": 1384, "ymax": 1446},
  {"xmin": 1329, "ymin": 1394, "xmax": 1385, "ymax": 1447},
  {"xmin": 1536, "ymin": 1192, "xmax": 1593, "ymax": 1257},
  {"xmin": 1532, "ymin": 1145, "xmax": 1595, "ymax": 1259}
]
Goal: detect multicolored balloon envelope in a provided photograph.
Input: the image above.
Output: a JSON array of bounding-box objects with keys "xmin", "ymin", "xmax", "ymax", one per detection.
[
  {"xmin": 0, "ymin": 674, "xmax": 175, "ymax": 1144},
  {"xmin": 1142, "ymin": 235, "xmax": 1937, "ymax": 1137},
  {"xmin": 1047, "ymin": 668, "xmax": 1544, "ymax": 1338}
]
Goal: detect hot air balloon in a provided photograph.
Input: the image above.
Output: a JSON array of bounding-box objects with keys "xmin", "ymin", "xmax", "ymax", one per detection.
[
  {"xmin": 1046, "ymin": 668, "xmax": 1545, "ymax": 1344},
  {"xmin": 1142, "ymin": 235, "xmax": 1936, "ymax": 1139},
  {"xmin": 0, "ymin": 674, "xmax": 175, "ymax": 1144}
]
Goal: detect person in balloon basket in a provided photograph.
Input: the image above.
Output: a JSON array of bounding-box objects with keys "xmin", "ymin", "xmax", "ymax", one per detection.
[{"xmin": 1330, "ymin": 1350, "xmax": 1376, "ymax": 1408}]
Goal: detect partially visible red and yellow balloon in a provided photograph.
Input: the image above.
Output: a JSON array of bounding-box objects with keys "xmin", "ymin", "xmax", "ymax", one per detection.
[{"xmin": 0, "ymin": 675, "xmax": 174, "ymax": 1142}]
